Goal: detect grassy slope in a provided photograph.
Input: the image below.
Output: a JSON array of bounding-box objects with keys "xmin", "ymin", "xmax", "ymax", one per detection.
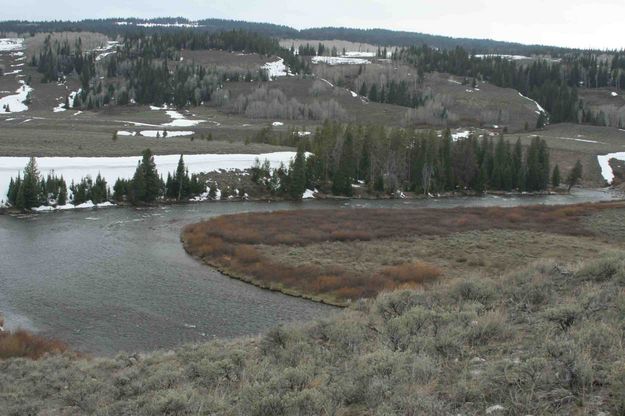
[{"xmin": 2, "ymin": 254, "xmax": 625, "ymax": 415}]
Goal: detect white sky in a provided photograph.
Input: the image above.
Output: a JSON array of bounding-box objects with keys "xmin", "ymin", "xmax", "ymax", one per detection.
[{"xmin": 3, "ymin": 0, "xmax": 624, "ymax": 50}]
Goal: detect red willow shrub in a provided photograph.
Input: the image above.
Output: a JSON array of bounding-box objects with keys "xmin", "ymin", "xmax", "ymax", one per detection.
[
  {"xmin": 0, "ymin": 330, "xmax": 68, "ymax": 360},
  {"xmin": 181, "ymin": 202, "xmax": 625, "ymax": 305}
]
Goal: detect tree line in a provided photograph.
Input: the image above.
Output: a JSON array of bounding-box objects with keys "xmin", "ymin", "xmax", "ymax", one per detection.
[
  {"xmin": 5, "ymin": 150, "xmax": 214, "ymax": 210},
  {"xmin": 262, "ymin": 122, "xmax": 583, "ymax": 197}
]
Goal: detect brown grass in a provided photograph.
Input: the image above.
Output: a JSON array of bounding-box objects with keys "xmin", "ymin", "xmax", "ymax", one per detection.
[
  {"xmin": 0, "ymin": 330, "xmax": 68, "ymax": 360},
  {"xmin": 182, "ymin": 202, "xmax": 625, "ymax": 305}
]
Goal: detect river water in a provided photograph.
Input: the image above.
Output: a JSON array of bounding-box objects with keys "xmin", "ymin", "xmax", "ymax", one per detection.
[{"xmin": 0, "ymin": 189, "xmax": 617, "ymax": 355}]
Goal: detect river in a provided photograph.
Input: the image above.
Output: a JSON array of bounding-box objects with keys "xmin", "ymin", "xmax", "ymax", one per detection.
[{"xmin": 0, "ymin": 189, "xmax": 618, "ymax": 355}]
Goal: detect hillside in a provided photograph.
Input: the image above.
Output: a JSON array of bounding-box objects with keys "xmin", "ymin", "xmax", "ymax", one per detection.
[{"xmin": 2, "ymin": 251, "xmax": 625, "ymax": 414}]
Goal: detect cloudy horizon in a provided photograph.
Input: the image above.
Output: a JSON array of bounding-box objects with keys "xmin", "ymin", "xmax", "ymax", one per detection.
[{"xmin": 2, "ymin": 0, "xmax": 624, "ymax": 50}]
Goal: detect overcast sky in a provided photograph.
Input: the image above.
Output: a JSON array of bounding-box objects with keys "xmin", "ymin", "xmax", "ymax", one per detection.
[{"xmin": 3, "ymin": 0, "xmax": 624, "ymax": 50}]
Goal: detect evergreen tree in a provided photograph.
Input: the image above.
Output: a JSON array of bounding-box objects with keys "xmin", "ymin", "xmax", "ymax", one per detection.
[
  {"xmin": 20, "ymin": 157, "xmax": 41, "ymax": 209},
  {"xmin": 332, "ymin": 132, "xmax": 355, "ymax": 196},
  {"xmin": 6, "ymin": 177, "xmax": 16, "ymax": 206},
  {"xmin": 551, "ymin": 165, "xmax": 561, "ymax": 188},
  {"xmin": 566, "ymin": 160, "xmax": 583, "ymax": 190},
  {"xmin": 288, "ymin": 145, "xmax": 307, "ymax": 200},
  {"xmin": 57, "ymin": 178, "xmax": 67, "ymax": 205},
  {"xmin": 139, "ymin": 149, "xmax": 162, "ymax": 202}
]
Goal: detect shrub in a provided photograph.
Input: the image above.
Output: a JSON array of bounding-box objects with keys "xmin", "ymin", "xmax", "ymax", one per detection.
[
  {"xmin": 542, "ymin": 305, "xmax": 582, "ymax": 331},
  {"xmin": 575, "ymin": 255, "xmax": 625, "ymax": 282},
  {"xmin": 450, "ymin": 278, "xmax": 497, "ymax": 305},
  {"xmin": 0, "ymin": 330, "xmax": 68, "ymax": 360},
  {"xmin": 234, "ymin": 245, "xmax": 261, "ymax": 264},
  {"xmin": 467, "ymin": 310, "xmax": 510, "ymax": 346},
  {"xmin": 378, "ymin": 261, "xmax": 441, "ymax": 285}
]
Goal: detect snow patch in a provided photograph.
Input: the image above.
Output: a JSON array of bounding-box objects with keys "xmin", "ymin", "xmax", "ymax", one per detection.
[
  {"xmin": 597, "ymin": 152, "xmax": 625, "ymax": 184},
  {"xmin": 302, "ymin": 189, "xmax": 316, "ymax": 199},
  {"xmin": 451, "ymin": 130, "xmax": 471, "ymax": 141},
  {"xmin": 139, "ymin": 130, "xmax": 194, "ymax": 137},
  {"xmin": 611, "ymin": 92, "xmax": 619, "ymax": 97},
  {"xmin": 262, "ymin": 58, "xmax": 289, "ymax": 79},
  {"xmin": 343, "ymin": 51, "xmax": 375, "ymax": 58},
  {"xmin": 272, "ymin": 121, "xmax": 284, "ymax": 126},
  {"xmin": 319, "ymin": 78, "xmax": 334, "ymax": 87},
  {"xmin": 518, "ymin": 92, "xmax": 546, "ymax": 114},
  {"xmin": 0, "ymin": 81, "xmax": 32, "ymax": 113},
  {"xmin": 475, "ymin": 54, "xmax": 529, "ymax": 60},
  {"xmin": 312, "ymin": 56, "xmax": 370, "ymax": 65},
  {"xmin": 0, "ymin": 38, "xmax": 24, "ymax": 52},
  {"xmin": 32, "ymin": 201, "xmax": 115, "ymax": 212}
]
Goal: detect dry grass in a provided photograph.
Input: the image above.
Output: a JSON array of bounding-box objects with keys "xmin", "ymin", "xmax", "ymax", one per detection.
[
  {"xmin": 0, "ymin": 330, "xmax": 68, "ymax": 360},
  {"xmin": 182, "ymin": 202, "xmax": 625, "ymax": 305}
]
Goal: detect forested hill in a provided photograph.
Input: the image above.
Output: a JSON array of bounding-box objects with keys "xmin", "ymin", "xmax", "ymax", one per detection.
[{"xmin": 0, "ymin": 17, "xmax": 585, "ymax": 55}]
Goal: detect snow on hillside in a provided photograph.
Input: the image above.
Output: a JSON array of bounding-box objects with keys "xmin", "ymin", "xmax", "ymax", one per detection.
[
  {"xmin": 312, "ymin": 56, "xmax": 371, "ymax": 65},
  {"xmin": 115, "ymin": 21, "xmax": 201, "ymax": 28},
  {"xmin": 474, "ymin": 54, "xmax": 530, "ymax": 60},
  {"xmin": 0, "ymin": 152, "xmax": 299, "ymax": 204},
  {"xmin": 343, "ymin": 51, "xmax": 376, "ymax": 58},
  {"xmin": 137, "ymin": 130, "xmax": 195, "ymax": 137},
  {"xmin": 0, "ymin": 38, "xmax": 24, "ymax": 52},
  {"xmin": 0, "ymin": 81, "xmax": 33, "ymax": 113},
  {"xmin": 262, "ymin": 58, "xmax": 289, "ymax": 79},
  {"xmin": 120, "ymin": 108, "xmax": 205, "ymax": 129},
  {"xmin": 94, "ymin": 41, "xmax": 119, "ymax": 61},
  {"xmin": 518, "ymin": 92, "xmax": 546, "ymax": 114},
  {"xmin": 597, "ymin": 152, "xmax": 625, "ymax": 184}
]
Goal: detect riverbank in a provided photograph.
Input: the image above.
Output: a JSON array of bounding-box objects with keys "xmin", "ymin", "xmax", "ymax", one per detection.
[{"xmin": 4, "ymin": 184, "xmax": 618, "ymax": 216}]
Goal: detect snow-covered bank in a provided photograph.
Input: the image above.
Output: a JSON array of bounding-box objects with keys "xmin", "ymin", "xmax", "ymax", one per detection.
[
  {"xmin": 0, "ymin": 152, "xmax": 299, "ymax": 204},
  {"xmin": 597, "ymin": 152, "xmax": 625, "ymax": 184},
  {"xmin": 32, "ymin": 201, "xmax": 115, "ymax": 212}
]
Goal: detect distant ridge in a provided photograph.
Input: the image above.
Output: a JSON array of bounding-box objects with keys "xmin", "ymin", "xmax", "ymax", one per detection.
[{"xmin": 0, "ymin": 17, "xmax": 591, "ymax": 55}]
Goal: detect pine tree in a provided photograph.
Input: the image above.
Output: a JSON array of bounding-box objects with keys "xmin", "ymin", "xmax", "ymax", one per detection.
[
  {"xmin": 288, "ymin": 145, "xmax": 307, "ymax": 200},
  {"xmin": 6, "ymin": 177, "xmax": 15, "ymax": 205},
  {"xmin": 511, "ymin": 138, "xmax": 523, "ymax": 189},
  {"xmin": 131, "ymin": 162, "xmax": 146, "ymax": 203},
  {"xmin": 551, "ymin": 165, "xmax": 561, "ymax": 188},
  {"xmin": 566, "ymin": 160, "xmax": 583, "ymax": 190},
  {"xmin": 536, "ymin": 112, "xmax": 546, "ymax": 129},
  {"xmin": 139, "ymin": 149, "xmax": 162, "ymax": 202},
  {"xmin": 57, "ymin": 178, "xmax": 67, "ymax": 205},
  {"xmin": 20, "ymin": 157, "xmax": 41, "ymax": 209},
  {"xmin": 332, "ymin": 132, "xmax": 355, "ymax": 196}
]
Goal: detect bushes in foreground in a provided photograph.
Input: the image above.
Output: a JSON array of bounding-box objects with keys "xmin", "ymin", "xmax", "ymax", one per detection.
[{"xmin": 2, "ymin": 255, "xmax": 625, "ymax": 414}]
